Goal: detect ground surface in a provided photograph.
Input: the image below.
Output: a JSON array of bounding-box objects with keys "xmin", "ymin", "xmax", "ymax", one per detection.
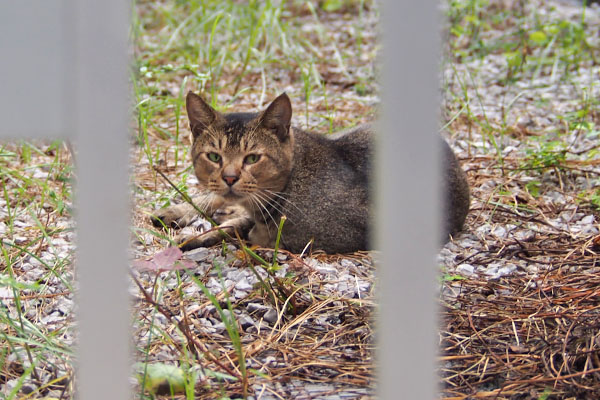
[
  {"xmin": 440, "ymin": 0, "xmax": 600, "ymax": 398},
  {"xmin": 1, "ymin": 0, "xmax": 600, "ymax": 399}
]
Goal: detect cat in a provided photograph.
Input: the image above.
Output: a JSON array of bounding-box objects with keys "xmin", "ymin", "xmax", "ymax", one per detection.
[{"xmin": 151, "ymin": 92, "xmax": 470, "ymax": 253}]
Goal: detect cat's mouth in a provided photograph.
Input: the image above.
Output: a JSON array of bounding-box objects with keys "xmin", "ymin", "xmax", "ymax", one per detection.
[{"xmin": 221, "ymin": 188, "xmax": 245, "ymax": 200}]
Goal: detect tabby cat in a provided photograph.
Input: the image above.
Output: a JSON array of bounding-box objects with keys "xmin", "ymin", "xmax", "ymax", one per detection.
[{"xmin": 152, "ymin": 92, "xmax": 470, "ymax": 253}]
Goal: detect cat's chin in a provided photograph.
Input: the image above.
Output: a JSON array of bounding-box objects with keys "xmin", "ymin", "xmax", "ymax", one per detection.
[
  {"xmin": 221, "ymin": 192, "xmax": 255, "ymax": 209},
  {"xmin": 221, "ymin": 190, "xmax": 245, "ymax": 202}
]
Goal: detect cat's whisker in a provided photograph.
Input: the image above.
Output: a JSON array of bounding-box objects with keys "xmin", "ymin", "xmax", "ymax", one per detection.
[
  {"xmin": 249, "ymin": 194, "xmax": 278, "ymax": 236},
  {"xmin": 247, "ymin": 194, "xmax": 271, "ymax": 235},
  {"xmin": 254, "ymin": 190, "xmax": 296, "ymax": 220},
  {"xmin": 197, "ymin": 194, "xmax": 213, "ymax": 223},
  {"xmin": 197, "ymin": 191, "xmax": 213, "ymax": 210},
  {"xmin": 253, "ymin": 190, "xmax": 297, "ymax": 224},
  {"xmin": 205, "ymin": 194, "xmax": 216, "ymax": 214},
  {"xmin": 261, "ymin": 188, "xmax": 306, "ymax": 218},
  {"xmin": 255, "ymin": 193, "xmax": 288, "ymax": 220},
  {"xmin": 250, "ymin": 192, "xmax": 279, "ymax": 230}
]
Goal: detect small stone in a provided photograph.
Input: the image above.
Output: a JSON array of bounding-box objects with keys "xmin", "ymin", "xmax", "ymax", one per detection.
[
  {"xmin": 211, "ymin": 322, "xmax": 226, "ymax": 333},
  {"xmin": 184, "ymin": 248, "xmax": 211, "ymax": 262},
  {"xmin": 40, "ymin": 313, "xmax": 62, "ymax": 325},
  {"xmin": 154, "ymin": 313, "xmax": 168, "ymax": 325},
  {"xmin": 514, "ymin": 230, "xmax": 535, "ymax": 241},
  {"xmin": 220, "ymin": 309, "xmax": 234, "ymax": 322},
  {"xmin": 197, "ymin": 318, "xmax": 212, "ymax": 328},
  {"xmin": 14, "ymin": 236, "xmax": 28, "ymax": 244},
  {"xmin": 183, "ymin": 285, "xmax": 201, "ymax": 296},
  {"xmin": 476, "ymin": 224, "xmax": 492, "ymax": 236},
  {"xmin": 206, "ymin": 277, "xmax": 220, "ymax": 290},
  {"xmin": 502, "ymin": 145, "xmax": 517, "ymax": 155},
  {"xmin": 581, "ymin": 215, "xmax": 595, "ymax": 225},
  {"xmin": 20, "ymin": 384, "xmax": 35, "ymax": 395},
  {"xmin": 227, "ymin": 269, "xmax": 244, "ymax": 282},
  {"xmin": 274, "ymin": 264, "xmax": 289, "ymax": 278},
  {"xmin": 5, "ymin": 379, "xmax": 19, "ymax": 393},
  {"xmin": 456, "ymin": 264, "xmax": 475, "ymax": 275},
  {"xmin": 315, "ymin": 263, "xmax": 337, "ymax": 275},
  {"xmin": 56, "ymin": 298, "xmax": 73, "ymax": 315},
  {"xmin": 264, "ymin": 356, "xmax": 277, "ymax": 366},
  {"xmin": 492, "ymin": 226, "xmax": 507, "ymax": 238},
  {"xmin": 337, "ymin": 282, "xmax": 349, "ymax": 293},
  {"xmin": 444, "ymin": 242, "xmax": 461, "ymax": 253},
  {"xmin": 483, "ymin": 263, "xmax": 500, "ymax": 276},
  {"xmin": 497, "ymin": 264, "xmax": 517, "ymax": 277},
  {"xmin": 263, "ymin": 308, "xmax": 278, "ymax": 324},
  {"xmin": 247, "ymin": 303, "xmax": 269, "ymax": 314},
  {"xmin": 13, "ymin": 220, "xmax": 28, "ymax": 228},
  {"xmin": 239, "ymin": 315, "xmax": 255, "ymax": 330},
  {"xmin": 546, "ymin": 191, "xmax": 566, "ymax": 204},
  {"xmin": 32, "ymin": 169, "xmax": 49, "ymax": 179},
  {"xmin": 525, "ymin": 265, "xmax": 539, "ymax": 274}
]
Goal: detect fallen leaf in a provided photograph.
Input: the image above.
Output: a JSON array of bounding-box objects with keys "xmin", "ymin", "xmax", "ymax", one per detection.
[
  {"xmin": 132, "ymin": 247, "xmax": 196, "ymax": 271},
  {"xmin": 139, "ymin": 363, "xmax": 186, "ymax": 395}
]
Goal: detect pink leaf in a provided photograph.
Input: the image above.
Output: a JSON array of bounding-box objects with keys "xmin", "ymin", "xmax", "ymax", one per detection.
[{"xmin": 132, "ymin": 247, "xmax": 197, "ymax": 271}]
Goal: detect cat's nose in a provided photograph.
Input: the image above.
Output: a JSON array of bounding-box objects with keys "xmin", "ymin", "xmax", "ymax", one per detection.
[{"xmin": 222, "ymin": 174, "xmax": 239, "ymax": 186}]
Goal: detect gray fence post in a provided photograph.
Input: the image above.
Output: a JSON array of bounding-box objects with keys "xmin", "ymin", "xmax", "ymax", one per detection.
[
  {"xmin": 377, "ymin": 1, "xmax": 439, "ymax": 398},
  {"xmin": 73, "ymin": 1, "xmax": 130, "ymax": 399},
  {"xmin": 0, "ymin": 1, "xmax": 131, "ymax": 399}
]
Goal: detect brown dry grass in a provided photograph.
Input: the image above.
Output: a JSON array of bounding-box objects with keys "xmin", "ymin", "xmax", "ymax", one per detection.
[{"xmin": 441, "ymin": 152, "xmax": 600, "ymax": 399}]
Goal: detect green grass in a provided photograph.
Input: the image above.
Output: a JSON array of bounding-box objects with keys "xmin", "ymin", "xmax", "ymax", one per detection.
[
  {"xmin": 444, "ymin": 0, "xmax": 599, "ymax": 174},
  {"xmin": 447, "ymin": 0, "xmax": 595, "ymax": 72},
  {"xmin": 0, "ymin": 141, "xmax": 75, "ymax": 398}
]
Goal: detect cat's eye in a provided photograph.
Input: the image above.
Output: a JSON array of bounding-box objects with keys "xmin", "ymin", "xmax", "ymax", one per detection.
[
  {"xmin": 244, "ymin": 154, "xmax": 260, "ymax": 164},
  {"xmin": 207, "ymin": 152, "xmax": 221, "ymax": 163}
]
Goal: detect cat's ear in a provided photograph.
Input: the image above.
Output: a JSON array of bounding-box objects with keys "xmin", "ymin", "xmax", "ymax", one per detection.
[
  {"xmin": 186, "ymin": 92, "xmax": 221, "ymax": 137},
  {"xmin": 259, "ymin": 93, "xmax": 292, "ymax": 141}
]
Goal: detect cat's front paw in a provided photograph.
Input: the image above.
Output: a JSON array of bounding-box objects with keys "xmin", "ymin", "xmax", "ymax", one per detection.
[
  {"xmin": 151, "ymin": 203, "xmax": 196, "ymax": 229},
  {"xmin": 212, "ymin": 204, "xmax": 249, "ymax": 224},
  {"xmin": 176, "ymin": 231, "xmax": 223, "ymax": 252}
]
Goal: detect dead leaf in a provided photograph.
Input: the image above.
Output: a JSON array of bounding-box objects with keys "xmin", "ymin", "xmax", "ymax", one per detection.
[{"xmin": 132, "ymin": 247, "xmax": 196, "ymax": 271}]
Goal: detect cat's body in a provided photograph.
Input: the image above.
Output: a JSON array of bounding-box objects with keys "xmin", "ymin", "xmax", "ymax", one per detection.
[
  {"xmin": 152, "ymin": 92, "xmax": 470, "ymax": 253},
  {"xmin": 254, "ymin": 123, "xmax": 371, "ymax": 253}
]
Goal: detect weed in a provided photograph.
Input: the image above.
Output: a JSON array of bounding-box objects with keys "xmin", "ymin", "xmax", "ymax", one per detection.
[
  {"xmin": 522, "ymin": 139, "xmax": 567, "ymax": 171},
  {"xmin": 577, "ymin": 187, "xmax": 600, "ymax": 211},
  {"xmin": 0, "ymin": 140, "xmax": 75, "ymax": 398}
]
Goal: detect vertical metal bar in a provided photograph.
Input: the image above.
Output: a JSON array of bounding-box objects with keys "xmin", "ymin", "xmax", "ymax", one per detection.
[
  {"xmin": 0, "ymin": 1, "xmax": 71, "ymax": 138},
  {"xmin": 74, "ymin": 1, "xmax": 130, "ymax": 399},
  {"xmin": 0, "ymin": 2, "xmax": 131, "ymax": 398},
  {"xmin": 377, "ymin": 2, "xmax": 439, "ymax": 399}
]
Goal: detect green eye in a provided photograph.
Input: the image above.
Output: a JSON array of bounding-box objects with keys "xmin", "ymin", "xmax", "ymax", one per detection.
[
  {"xmin": 207, "ymin": 152, "xmax": 221, "ymax": 163},
  {"xmin": 244, "ymin": 154, "xmax": 260, "ymax": 164}
]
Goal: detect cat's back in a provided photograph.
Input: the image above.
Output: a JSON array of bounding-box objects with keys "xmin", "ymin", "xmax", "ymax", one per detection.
[
  {"xmin": 281, "ymin": 125, "xmax": 372, "ymax": 253},
  {"xmin": 328, "ymin": 124, "xmax": 372, "ymax": 180},
  {"xmin": 292, "ymin": 123, "xmax": 372, "ymax": 181}
]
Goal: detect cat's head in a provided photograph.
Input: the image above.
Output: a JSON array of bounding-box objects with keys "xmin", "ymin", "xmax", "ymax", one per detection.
[{"xmin": 186, "ymin": 92, "xmax": 294, "ymax": 207}]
